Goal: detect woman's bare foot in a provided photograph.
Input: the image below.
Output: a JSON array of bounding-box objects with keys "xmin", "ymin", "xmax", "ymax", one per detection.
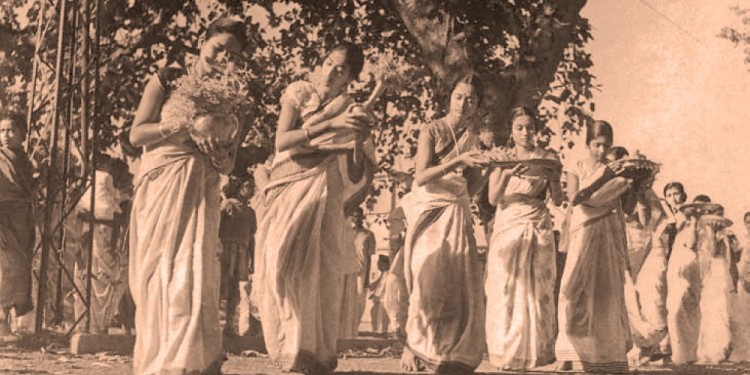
[
  {"xmin": 400, "ymin": 347, "xmax": 426, "ymax": 372},
  {"xmin": 554, "ymin": 360, "xmax": 572, "ymax": 371}
]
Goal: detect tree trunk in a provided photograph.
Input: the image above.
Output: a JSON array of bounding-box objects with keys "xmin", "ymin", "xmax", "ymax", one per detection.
[{"xmin": 391, "ymin": 0, "xmax": 587, "ymax": 141}]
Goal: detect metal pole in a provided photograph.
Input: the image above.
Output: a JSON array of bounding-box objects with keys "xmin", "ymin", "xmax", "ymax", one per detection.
[
  {"xmin": 55, "ymin": 0, "xmax": 78, "ymax": 326},
  {"xmin": 83, "ymin": 0, "xmax": 95, "ymax": 334},
  {"xmin": 36, "ymin": 0, "xmax": 68, "ymax": 333},
  {"xmin": 80, "ymin": 0, "xmax": 90, "ymax": 165},
  {"xmin": 26, "ymin": 0, "xmax": 47, "ymax": 154}
]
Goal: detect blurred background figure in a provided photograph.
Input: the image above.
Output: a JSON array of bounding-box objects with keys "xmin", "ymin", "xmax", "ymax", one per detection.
[
  {"xmin": 74, "ymin": 154, "xmax": 129, "ymax": 334},
  {"xmin": 339, "ymin": 207, "xmax": 376, "ymax": 339},
  {"xmin": 0, "ymin": 113, "xmax": 35, "ymax": 342},
  {"xmin": 219, "ymin": 175, "xmax": 257, "ymax": 337},
  {"xmin": 367, "ymin": 254, "xmax": 391, "ymax": 337}
]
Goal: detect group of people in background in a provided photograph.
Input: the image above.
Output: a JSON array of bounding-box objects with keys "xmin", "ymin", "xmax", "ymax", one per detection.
[{"xmin": 1, "ymin": 15, "xmax": 750, "ymax": 375}]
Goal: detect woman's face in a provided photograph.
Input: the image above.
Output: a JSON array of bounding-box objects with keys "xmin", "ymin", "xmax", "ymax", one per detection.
[
  {"xmin": 448, "ymin": 82, "xmax": 478, "ymax": 121},
  {"xmin": 588, "ymin": 135, "xmax": 612, "ymax": 162},
  {"xmin": 314, "ymin": 49, "xmax": 352, "ymax": 95},
  {"xmin": 239, "ymin": 180, "xmax": 255, "ymax": 200},
  {"xmin": 665, "ymin": 187, "xmax": 685, "ymax": 207},
  {"xmin": 0, "ymin": 119, "xmax": 21, "ymax": 149},
  {"xmin": 199, "ymin": 33, "xmax": 242, "ymax": 75},
  {"xmin": 511, "ymin": 115, "xmax": 536, "ymax": 149}
]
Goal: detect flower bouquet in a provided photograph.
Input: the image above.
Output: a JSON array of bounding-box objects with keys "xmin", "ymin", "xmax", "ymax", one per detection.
[{"xmin": 160, "ymin": 61, "xmax": 253, "ymax": 151}]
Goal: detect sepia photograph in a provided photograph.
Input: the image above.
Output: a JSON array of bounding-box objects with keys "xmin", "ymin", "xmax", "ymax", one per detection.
[{"xmin": 0, "ymin": 0, "xmax": 749, "ymax": 374}]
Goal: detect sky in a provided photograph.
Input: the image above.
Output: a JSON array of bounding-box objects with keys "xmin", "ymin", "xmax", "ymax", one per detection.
[{"xmin": 579, "ymin": 0, "xmax": 750, "ymax": 228}]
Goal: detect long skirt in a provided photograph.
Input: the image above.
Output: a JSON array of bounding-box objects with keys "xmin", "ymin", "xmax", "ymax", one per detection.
[
  {"xmin": 404, "ymin": 203, "xmax": 485, "ymax": 372},
  {"xmin": 665, "ymin": 242, "xmax": 701, "ymax": 364},
  {"xmin": 486, "ymin": 205, "xmax": 557, "ymax": 369},
  {"xmin": 696, "ymin": 257, "xmax": 731, "ymax": 363},
  {"xmin": 253, "ymin": 158, "xmax": 354, "ymax": 372},
  {"xmin": 339, "ymin": 272, "xmax": 366, "ymax": 339},
  {"xmin": 0, "ymin": 201, "xmax": 34, "ymax": 316},
  {"xmin": 129, "ymin": 156, "xmax": 223, "ymax": 375},
  {"xmin": 556, "ymin": 212, "xmax": 630, "ymax": 374}
]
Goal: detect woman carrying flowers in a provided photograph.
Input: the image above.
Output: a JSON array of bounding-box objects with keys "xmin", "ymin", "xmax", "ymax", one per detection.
[{"xmin": 128, "ymin": 17, "xmax": 248, "ymax": 375}]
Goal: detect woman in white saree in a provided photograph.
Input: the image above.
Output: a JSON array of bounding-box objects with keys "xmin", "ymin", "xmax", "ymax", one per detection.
[
  {"xmin": 555, "ymin": 121, "xmax": 641, "ymax": 374},
  {"xmin": 485, "ymin": 107, "xmax": 563, "ymax": 370},
  {"xmin": 252, "ymin": 43, "xmax": 374, "ymax": 374},
  {"xmin": 398, "ymin": 74, "xmax": 489, "ymax": 374},
  {"xmin": 128, "ymin": 18, "xmax": 246, "ymax": 375}
]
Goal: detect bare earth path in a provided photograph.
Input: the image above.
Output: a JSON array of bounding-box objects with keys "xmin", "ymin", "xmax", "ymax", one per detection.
[{"xmin": 0, "ymin": 335, "xmax": 748, "ymax": 374}]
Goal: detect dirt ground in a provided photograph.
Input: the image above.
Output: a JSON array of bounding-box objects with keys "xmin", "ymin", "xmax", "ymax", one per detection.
[{"xmin": 1, "ymin": 333, "xmax": 749, "ymax": 374}]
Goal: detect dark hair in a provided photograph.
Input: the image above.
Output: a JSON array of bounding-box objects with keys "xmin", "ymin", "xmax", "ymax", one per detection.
[
  {"xmin": 693, "ymin": 194, "xmax": 711, "ymax": 203},
  {"xmin": 505, "ymin": 106, "xmax": 538, "ymax": 147},
  {"xmin": 0, "ymin": 112, "xmax": 27, "ymax": 135},
  {"xmin": 663, "ymin": 182, "xmax": 687, "ymax": 203},
  {"xmin": 449, "ymin": 73, "xmax": 485, "ymax": 107},
  {"xmin": 585, "ymin": 120, "xmax": 613, "ymax": 145},
  {"xmin": 329, "ymin": 43, "xmax": 365, "ymax": 80},
  {"xmin": 510, "ymin": 106, "xmax": 539, "ymax": 128},
  {"xmin": 222, "ymin": 175, "xmax": 252, "ymax": 199},
  {"xmin": 607, "ymin": 146, "xmax": 629, "ymax": 161},
  {"xmin": 205, "ymin": 17, "xmax": 247, "ymax": 50},
  {"xmin": 744, "ymin": 211, "xmax": 750, "ymax": 222}
]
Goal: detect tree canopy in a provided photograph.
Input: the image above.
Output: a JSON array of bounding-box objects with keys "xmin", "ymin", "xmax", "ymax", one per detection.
[{"xmin": 1, "ymin": 0, "xmax": 596, "ymax": 209}]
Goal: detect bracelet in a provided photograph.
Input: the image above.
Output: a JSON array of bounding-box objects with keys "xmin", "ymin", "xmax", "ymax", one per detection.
[
  {"xmin": 159, "ymin": 122, "xmax": 180, "ymax": 138},
  {"xmin": 304, "ymin": 128, "xmax": 312, "ymax": 141}
]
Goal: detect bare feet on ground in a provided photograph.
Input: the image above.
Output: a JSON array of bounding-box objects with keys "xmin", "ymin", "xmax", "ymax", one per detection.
[{"xmin": 400, "ymin": 346, "xmax": 425, "ymax": 372}]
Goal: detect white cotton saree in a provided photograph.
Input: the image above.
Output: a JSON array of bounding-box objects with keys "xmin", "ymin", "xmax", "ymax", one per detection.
[
  {"xmin": 400, "ymin": 121, "xmax": 485, "ymax": 373},
  {"xmin": 555, "ymin": 160, "xmax": 631, "ymax": 374},
  {"xmin": 486, "ymin": 174, "xmax": 557, "ymax": 370},
  {"xmin": 129, "ymin": 135, "xmax": 224, "ymax": 375}
]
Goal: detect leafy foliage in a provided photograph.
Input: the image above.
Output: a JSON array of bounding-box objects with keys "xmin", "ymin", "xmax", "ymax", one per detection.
[
  {"xmin": 2, "ymin": 0, "xmax": 595, "ymax": 211},
  {"xmin": 718, "ymin": 6, "xmax": 750, "ymax": 67}
]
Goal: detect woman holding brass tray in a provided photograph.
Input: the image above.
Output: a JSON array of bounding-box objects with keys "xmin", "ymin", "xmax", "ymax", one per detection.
[
  {"xmin": 484, "ymin": 107, "xmax": 563, "ymax": 370},
  {"xmin": 554, "ymin": 120, "xmax": 652, "ymax": 374}
]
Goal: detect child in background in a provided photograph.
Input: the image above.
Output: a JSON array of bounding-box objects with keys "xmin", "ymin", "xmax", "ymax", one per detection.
[
  {"xmin": 368, "ymin": 255, "xmax": 391, "ymax": 337},
  {"xmin": 219, "ymin": 176, "xmax": 256, "ymax": 336},
  {"xmin": 0, "ymin": 113, "xmax": 35, "ymax": 342}
]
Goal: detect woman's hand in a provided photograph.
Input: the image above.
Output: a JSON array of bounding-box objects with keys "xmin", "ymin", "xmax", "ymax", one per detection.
[
  {"xmin": 329, "ymin": 106, "xmax": 375, "ymax": 137},
  {"xmin": 505, "ymin": 164, "xmax": 529, "ymax": 178},
  {"xmin": 194, "ymin": 113, "xmax": 231, "ymax": 155},
  {"xmin": 609, "ymin": 162, "xmax": 627, "ymax": 177},
  {"xmin": 456, "ymin": 150, "xmax": 489, "ymax": 168}
]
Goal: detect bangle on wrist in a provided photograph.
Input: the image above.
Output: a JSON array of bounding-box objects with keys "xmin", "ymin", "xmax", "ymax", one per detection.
[
  {"xmin": 160, "ymin": 121, "xmax": 182, "ymax": 138},
  {"xmin": 304, "ymin": 128, "xmax": 312, "ymax": 141}
]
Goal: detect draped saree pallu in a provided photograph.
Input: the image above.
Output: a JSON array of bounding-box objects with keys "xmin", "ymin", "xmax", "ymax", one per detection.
[
  {"xmin": 252, "ymin": 80, "xmax": 359, "ymax": 373},
  {"xmin": 0, "ymin": 147, "xmax": 35, "ymax": 318},
  {"xmin": 129, "ymin": 138, "xmax": 223, "ymax": 375},
  {"xmin": 400, "ymin": 121, "xmax": 485, "ymax": 373},
  {"xmin": 555, "ymin": 161, "xmax": 631, "ymax": 374},
  {"xmin": 486, "ymin": 175, "xmax": 556, "ymax": 370}
]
